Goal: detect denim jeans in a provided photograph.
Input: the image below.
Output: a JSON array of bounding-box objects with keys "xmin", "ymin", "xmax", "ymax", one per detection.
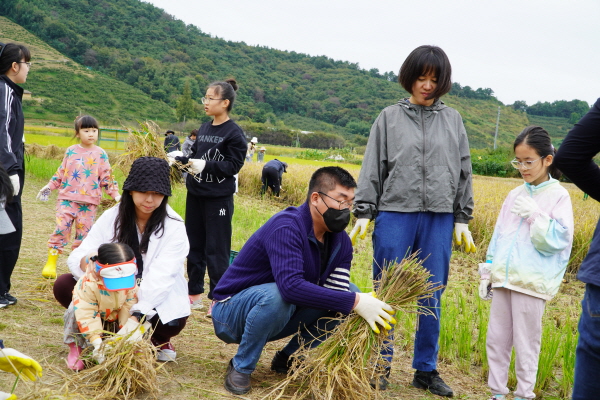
[
  {"xmin": 372, "ymin": 211, "xmax": 453, "ymax": 371},
  {"xmin": 572, "ymin": 283, "xmax": 600, "ymax": 400},
  {"xmin": 212, "ymin": 282, "xmax": 359, "ymax": 374}
]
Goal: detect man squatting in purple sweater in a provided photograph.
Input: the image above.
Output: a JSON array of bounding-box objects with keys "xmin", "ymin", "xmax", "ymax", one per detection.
[{"xmin": 211, "ymin": 166, "xmax": 396, "ymax": 395}]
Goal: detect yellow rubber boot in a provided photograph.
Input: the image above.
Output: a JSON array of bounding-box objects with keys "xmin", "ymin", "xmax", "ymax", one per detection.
[{"xmin": 42, "ymin": 248, "xmax": 59, "ymax": 279}]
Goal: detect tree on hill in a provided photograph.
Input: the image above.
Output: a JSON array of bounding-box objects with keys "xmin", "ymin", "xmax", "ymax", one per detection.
[{"xmin": 176, "ymin": 81, "xmax": 195, "ymax": 122}]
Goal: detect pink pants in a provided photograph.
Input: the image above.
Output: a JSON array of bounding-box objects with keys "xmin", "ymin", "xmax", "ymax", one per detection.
[
  {"xmin": 47, "ymin": 200, "xmax": 97, "ymax": 252},
  {"xmin": 486, "ymin": 288, "xmax": 546, "ymax": 399}
]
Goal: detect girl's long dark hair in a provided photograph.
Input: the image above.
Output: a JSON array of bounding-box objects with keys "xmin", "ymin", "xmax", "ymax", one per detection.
[
  {"xmin": 112, "ymin": 190, "xmax": 169, "ymax": 253},
  {"xmin": 96, "ymin": 242, "xmax": 135, "ymax": 265},
  {"xmin": 514, "ymin": 125, "xmax": 562, "ymax": 180}
]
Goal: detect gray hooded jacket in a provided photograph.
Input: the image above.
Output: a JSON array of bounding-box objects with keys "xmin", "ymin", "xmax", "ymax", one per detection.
[{"xmin": 354, "ymin": 99, "xmax": 474, "ymax": 223}]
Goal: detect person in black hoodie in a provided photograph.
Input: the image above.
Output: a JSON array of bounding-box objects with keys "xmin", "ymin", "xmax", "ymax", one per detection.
[
  {"xmin": 0, "ymin": 42, "xmax": 31, "ymax": 308},
  {"xmin": 175, "ymin": 79, "xmax": 246, "ymax": 316}
]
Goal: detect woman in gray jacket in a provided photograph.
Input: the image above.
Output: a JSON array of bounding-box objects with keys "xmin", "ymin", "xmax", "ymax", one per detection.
[{"xmin": 350, "ymin": 45, "xmax": 475, "ymax": 397}]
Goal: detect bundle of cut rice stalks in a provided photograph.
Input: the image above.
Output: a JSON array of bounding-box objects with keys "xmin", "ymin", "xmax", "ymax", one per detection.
[
  {"xmin": 263, "ymin": 254, "xmax": 442, "ymax": 400},
  {"xmin": 114, "ymin": 121, "xmax": 196, "ymax": 183},
  {"xmin": 20, "ymin": 334, "xmax": 163, "ymax": 400}
]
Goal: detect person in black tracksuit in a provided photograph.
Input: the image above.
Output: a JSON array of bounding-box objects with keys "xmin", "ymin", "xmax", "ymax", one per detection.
[
  {"xmin": 175, "ymin": 79, "xmax": 246, "ymax": 314},
  {"xmin": 261, "ymin": 159, "xmax": 287, "ymax": 197},
  {"xmin": 0, "ymin": 43, "xmax": 31, "ymax": 307}
]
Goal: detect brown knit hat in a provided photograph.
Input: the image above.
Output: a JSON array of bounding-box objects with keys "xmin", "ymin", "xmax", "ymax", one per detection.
[{"xmin": 123, "ymin": 157, "xmax": 172, "ymax": 196}]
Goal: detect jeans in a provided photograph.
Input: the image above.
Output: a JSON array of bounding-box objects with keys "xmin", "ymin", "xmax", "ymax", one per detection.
[
  {"xmin": 212, "ymin": 282, "xmax": 359, "ymax": 374},
  {"xmin": 572, "ymin": 283, "xmax": 600, "ymax": 400},
  {"xmin": 372, "ymin": 211, "xmax": 453, "ymax": 372}
]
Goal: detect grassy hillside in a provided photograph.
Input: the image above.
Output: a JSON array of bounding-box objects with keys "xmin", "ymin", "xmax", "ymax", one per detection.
[{"xmin": 0, "ymin": 16, "xmax": 175, "ymax": 126}]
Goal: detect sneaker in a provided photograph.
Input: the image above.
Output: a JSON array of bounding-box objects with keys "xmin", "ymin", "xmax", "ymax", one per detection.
[
  {"xmin": 0, "ymin": 295, "xmax": 9, "ymax": 308},
  {"xmin": 190, "ymin": 297, "xmax": 204, "ymax": 310},
  {"xmin": 152, "ymin": 340, "xmax": 176, "ymax": 362},
  {"xmin": 224, "ymin": 359, "xmax": 251, "ymax": 395},
  {"xmin": 489, "ymin": 395, "xmax": 506, "ymax": 400},
  {"xmin": 271, "ymin": 351, "xmax": 292, "ymax": 374},
  {"xmin": 412, "ymin": 369, "xmax": 454, "ymax": 397},
  {"xmin": 206, "ymin": 300, "xmax": 215, "ymax": 318},
  {"xmin": 3, "ymin": 293, "xmax": 17, "ymax": 305},
  {"xmin": 369, "ymin": 368, "xmax": 391, "ymax": 390}
]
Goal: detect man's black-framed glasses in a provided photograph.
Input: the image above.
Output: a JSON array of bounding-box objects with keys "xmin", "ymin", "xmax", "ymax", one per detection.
[{"xmin": 318, "ymin": 191, "xmax": 352, "ymax": 210}]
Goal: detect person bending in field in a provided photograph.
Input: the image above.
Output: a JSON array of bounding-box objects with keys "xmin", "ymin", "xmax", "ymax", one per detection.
[
  {"xmin": 553, "ymin": 98, "xmax": 600, "ymax": 400},
  {"xmin": 211, "ymin": 166, "xmax": 395, "ymax": 395},
  {"xmin": 261, "ymin": 159, "xmax": 287, "ymax": 197},
  {"xmin": 37, "ymin": 115, "xmax": 120, "ymax": 279},
  {"xmin": 63, "ymin": 242, "xmax": 146, "ymax": 371},
  {"xmin": 482, "ymin": 126, "xmax": 573, "ymax": 400}
]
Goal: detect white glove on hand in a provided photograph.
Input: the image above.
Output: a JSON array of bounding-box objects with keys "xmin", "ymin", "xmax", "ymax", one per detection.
[
  {"xmin": 36, "ymin": 184, "xmax": 51, "ymax": 201},
  {"xmin": 114, "ymin": 195, "xmax": 121, "ymax": 203},
  {"xmin": 166, "ymin": 156, "xmax": 175, "ymax": 166},
  {"xmin": 454, "ymin": 223, "xmax": 477, "ymax": 253},
  {"xmin": 478, "ymin": 262, "xmax": 492, "ymax": 300},
  {"xmin": 91, "ymin": 338, "xmax": 105, "ymax": 364},
  {"xmin": 353, "ymin": 292, "xmax": 396, "ymax": 334},
  {"xmin": 0, "ymin": 348, "xmax": 43, "ymax": 381},
  {"xmin": 510, "ymin": 196, "xmax": 540, "ymax": 219},
  {"xmin": 0, "ymin": 391, "xmax": 16, "ymax": 400},
  {"xmin": 189, "ymin": 159, "xmax": 206, "ymax": 175},
  {"xmin": 116, "ymin": 318, "xmax": 152, "ymax": 342},
  {"xmin": 9, "ymin": 175, "xmax": 19, "ymax": 196},
  {"xmin": 349, "ymin": 218, "xmax": 370, "ymax": 246}
]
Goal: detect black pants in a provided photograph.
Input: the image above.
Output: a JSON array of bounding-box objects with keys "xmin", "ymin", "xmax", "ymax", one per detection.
[
  {"xmin": 261, "ymin": 167, "xmax": 281, "ymax": 197},
  {"xmin": 185, "ymin": 193, "xmax": 233, "ymax": 299},
  {"xmin": 0, "ymin": 170, "xmax": 23, "ymax": 294}
]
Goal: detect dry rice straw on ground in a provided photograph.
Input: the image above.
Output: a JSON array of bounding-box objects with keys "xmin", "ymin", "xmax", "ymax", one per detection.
[{"xmin": 263, "ymin": 255, "xmax": 442, "ymax": 400}]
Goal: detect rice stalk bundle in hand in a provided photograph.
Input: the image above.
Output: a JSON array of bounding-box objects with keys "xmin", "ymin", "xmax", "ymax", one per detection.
[
  {"xmin": 264, "ymin": 254, "xmax": 442, "ymax": 400},
  {"xmin": 63, "ymin": 335, "xmax": 161, "ymax": 400},
  {"xmin": 114, "ymin": 121, "xmax": 194, "ymax": 183}
]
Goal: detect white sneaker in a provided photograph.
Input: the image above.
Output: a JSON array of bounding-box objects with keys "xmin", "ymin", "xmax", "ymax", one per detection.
[
  {"xmin": 190, "ymin": 296, "xmax": 204, "ymax": 310},
  {"xmin": 156, "ymin": 343, "xmax": 177, "ymax": 362}
]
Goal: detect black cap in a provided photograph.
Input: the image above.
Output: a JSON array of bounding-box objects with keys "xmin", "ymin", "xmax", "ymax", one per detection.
[{"xmin": 123, "ymin": 157, "xmax": 172, "ymax": 196}]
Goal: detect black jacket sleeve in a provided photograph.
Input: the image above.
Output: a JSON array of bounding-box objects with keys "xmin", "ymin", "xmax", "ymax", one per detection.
[{"xmin": 554, "ymin": 98, "xmax": 600, "ymax": 201}]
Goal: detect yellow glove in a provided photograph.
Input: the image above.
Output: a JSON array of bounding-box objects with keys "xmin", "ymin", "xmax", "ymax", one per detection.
[
  {"xmin": 354, "ymin": 292, "xmax": 396, "ymax": 334},
  {"xmin": 0, "ymin": 348, "xmax": 43, "ymax": 381},
  {"xmin": 349, "ymin": 218, "xmax": 370, "ymax": 246},
  {"xmin": 453, "ymin": 222, "xmax": 477, "ymax": 253},
  {"xmin": 0, "ymin": 391, "xmax": 17, "ymax": 400}
]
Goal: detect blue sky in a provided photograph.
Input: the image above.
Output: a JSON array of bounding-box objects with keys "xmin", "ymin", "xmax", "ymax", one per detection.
[{"xmin": 145, "ymin": 0, "xmax": 600, "ymax": 107}]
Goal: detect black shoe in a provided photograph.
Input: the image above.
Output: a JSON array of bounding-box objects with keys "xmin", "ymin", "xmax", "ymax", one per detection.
[
  {"xmin": 369, "ymin": 368, "xmax": 391, "ymax": 390},
  {"xmin": 3, "ymin": 293, "xmax": 17, "ymax": 305},
  {"xmin": 271, "ymin": 351, "xmax": 292, "ymax": 374},
  {"xmin": 224, "ymin": 359, "xmax": 251, "ymax": 395},
  {"xmin": 0, "ymin": 295, "xmax": 9, "ymax": 308},
  {"xmin": 412, "ymin": 369, "xmax": 454, "ymax": 397}
]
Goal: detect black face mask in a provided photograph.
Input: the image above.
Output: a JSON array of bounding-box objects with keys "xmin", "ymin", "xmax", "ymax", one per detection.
[{"xmin": 322, "ymin": 207, "xmax": 351, "ymax": 233}]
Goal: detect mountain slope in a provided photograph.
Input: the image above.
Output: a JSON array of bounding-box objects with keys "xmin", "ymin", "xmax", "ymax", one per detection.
[{"xmin": 0, "ymin": 16, "xmax": 174, "ymax": 125}]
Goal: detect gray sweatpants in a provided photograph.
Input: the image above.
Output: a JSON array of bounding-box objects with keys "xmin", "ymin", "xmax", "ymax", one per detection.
[{"xmin": 486, "ymin": 288, "xmax": 546, "ymax": 399}]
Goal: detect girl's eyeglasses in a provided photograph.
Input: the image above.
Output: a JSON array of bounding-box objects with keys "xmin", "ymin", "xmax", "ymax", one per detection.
[
  {"xmin": 201, "ymin": 97, "xmax": 224, "ymax": 105},
  {"xmin": 17, "ymin": 62, "xmax": 31, "ymax": 68},
  {"xmin": 510, "ymin": 157, "xmax": 543, "ymax": 170}
]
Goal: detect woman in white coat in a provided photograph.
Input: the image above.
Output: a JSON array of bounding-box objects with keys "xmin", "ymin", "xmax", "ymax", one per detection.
[{"xmin": 54, "ymin": 157, "xmax": 190, "ymax": 362}]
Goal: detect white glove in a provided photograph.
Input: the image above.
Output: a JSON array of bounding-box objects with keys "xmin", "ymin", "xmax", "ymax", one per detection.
[
  {"xmin": 478, "ymin": 262, "xmax": 493, "ymax": 300},
  {"xmin": 114, "ymin": 195, "xmax": 121, "ymax": 203},
  {"xmin": 353, "ymin": 292, "xmax": 395, "ymax": 334},
  {"xmin": 349, "ymin": 218, "xmax": 370, "ymax": 246},
  {"xmin": 9, "ymin": 175, "xmax": 19, "ymax": 196},
  {"xmin": 36, "ymin": 184, "xmax": 51, "ymax": 201},
  {"xmin": 0, "ymin": 391, "xmax": 16, "ymax": 400},
  {"xmin": 189, "ymin": 159, "xmax": 206, "ymax": 175},
  {"xmin": 454, "ymin": 223, "xmax": 477, "ymax": 253},
  {"xmin": 166, "ymin": 156, "xmax": 175, "ymax": 166},
  {"xmin": 510, "ymin": 196, "xmax": 540, "ymax": 219},
  {"xmin": 91, "ymin": 338, "xmax": 105, "ymax": 364},
  {"xmin": 116, "ymin": 318, "xmax": 152, "ymax": 342}
]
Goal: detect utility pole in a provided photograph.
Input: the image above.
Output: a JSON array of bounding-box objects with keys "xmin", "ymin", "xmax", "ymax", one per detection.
[{"xmin": 493, "ymin": 106, "xmax": 501, "ymax": 150}]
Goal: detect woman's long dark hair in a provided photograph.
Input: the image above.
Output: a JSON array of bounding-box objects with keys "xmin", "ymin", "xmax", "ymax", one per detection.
[{"xmin": 112, "ymin": 190, "xmax": 169, "ymax": 253}]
